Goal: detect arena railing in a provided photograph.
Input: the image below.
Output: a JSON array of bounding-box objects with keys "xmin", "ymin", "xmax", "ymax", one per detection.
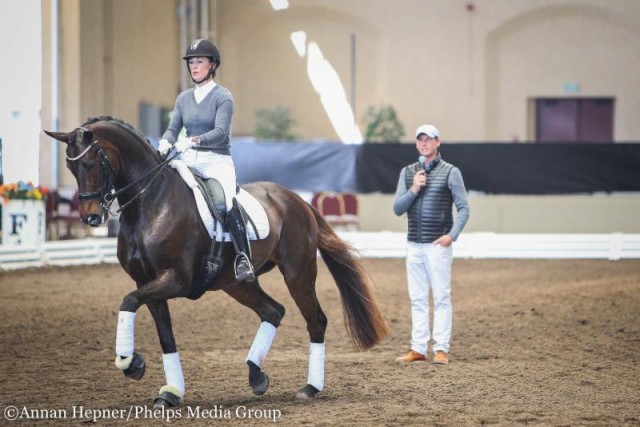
[{"xmin": 1, "ymin": 232, "xmax": 639, "ymax": 270}]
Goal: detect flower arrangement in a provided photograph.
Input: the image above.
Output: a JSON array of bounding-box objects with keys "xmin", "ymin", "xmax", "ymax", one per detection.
[{"xmin": 0, "ymin": 181, "xmax": 48, "ymax": 204}]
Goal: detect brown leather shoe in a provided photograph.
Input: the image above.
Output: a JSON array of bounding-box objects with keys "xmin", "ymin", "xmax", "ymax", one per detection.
[
  {"xmin": 433, "ymin": 350, "xmax": 449, "ymax": 365},
  {"xmin": 395, "ymin": 350, "xmax": 426, "ymax": 363}
]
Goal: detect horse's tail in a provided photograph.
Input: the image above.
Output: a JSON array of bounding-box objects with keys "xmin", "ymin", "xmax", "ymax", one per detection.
[{"xmin": 312, "ymin": 208, "xmax": 390, "ymax": 350}]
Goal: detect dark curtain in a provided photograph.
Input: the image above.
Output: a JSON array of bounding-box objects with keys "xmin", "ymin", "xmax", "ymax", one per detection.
[{"xmin": 356, "ymin": 143, "xmax": 640, "ymax": 194}]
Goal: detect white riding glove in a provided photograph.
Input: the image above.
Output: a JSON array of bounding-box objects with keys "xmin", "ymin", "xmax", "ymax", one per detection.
[
  {"xmin": 174, "ymin": 137, "xmax": 196, "ymax": 153},
  {"xmin": 157, "ymin": 139, "xmax": 172, "ymax": 156}
]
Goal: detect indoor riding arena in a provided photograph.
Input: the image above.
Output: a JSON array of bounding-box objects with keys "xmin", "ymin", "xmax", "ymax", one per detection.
[
  {"xmin": 2, "ymin": 1, "xmax": 640, "ymax": 426},
  {"xmin": 1, "ymin": 256, "xmax": 639, "ymax": 425}
]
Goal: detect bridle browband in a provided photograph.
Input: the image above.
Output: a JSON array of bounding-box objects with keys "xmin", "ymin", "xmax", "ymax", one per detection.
[{"xmin": 66, "ymin": 129, "xmax": 178, "ymax": 219}]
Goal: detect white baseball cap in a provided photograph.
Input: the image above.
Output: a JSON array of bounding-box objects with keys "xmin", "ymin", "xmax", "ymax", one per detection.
[{"xmin": 415, "ymin": 124, "xmax": 440, "ymax": 139}]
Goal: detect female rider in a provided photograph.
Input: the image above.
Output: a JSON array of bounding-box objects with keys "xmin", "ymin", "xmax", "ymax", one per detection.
[{"xmin": 157, "ymin": 38, "xmax": 254, "ymax": 282}]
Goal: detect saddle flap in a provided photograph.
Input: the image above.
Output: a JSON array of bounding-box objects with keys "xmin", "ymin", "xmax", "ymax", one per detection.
[{"xmin": 193, "ymin": 175, "xmax": 227, "ymax": 225}]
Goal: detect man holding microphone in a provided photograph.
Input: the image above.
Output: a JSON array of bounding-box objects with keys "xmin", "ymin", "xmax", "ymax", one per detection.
[{"xmin": 393, "ymin": 124, "xmax": 470, "ymax": 365}]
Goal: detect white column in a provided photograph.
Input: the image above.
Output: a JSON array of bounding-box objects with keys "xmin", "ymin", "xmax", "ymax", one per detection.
[{"xmin": 0, "ymin": 1, "xmax": 42, "ymax": 184}]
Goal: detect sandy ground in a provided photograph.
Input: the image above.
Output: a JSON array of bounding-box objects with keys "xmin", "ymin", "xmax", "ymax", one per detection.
[{"xmin": 0, "ymin": 258, "xmax": 639, "ymax": 426}]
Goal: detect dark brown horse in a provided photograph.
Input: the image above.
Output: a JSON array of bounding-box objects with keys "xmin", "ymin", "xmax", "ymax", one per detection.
[{"xmin": 45, "ymin": 117, "xmax": 388, "ymax": 407}]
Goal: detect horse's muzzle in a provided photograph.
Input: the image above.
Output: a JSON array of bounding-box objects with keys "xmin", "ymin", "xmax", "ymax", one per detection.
[{"xmin": 85, "ymin": 214, "xmax": 103, "ymax": 227}]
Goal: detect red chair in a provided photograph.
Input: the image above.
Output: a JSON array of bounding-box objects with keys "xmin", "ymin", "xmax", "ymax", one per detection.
[
  {"xmin": 341, "ymin": 192, "xmax": 359, "ymax": 230},
  {"xmin": 311, "ymin": 191, "xmax": 358, "ymax": 230},
  {"xmin": 45, "ymin": 190, "xmax": 87, "ymax": 240}
]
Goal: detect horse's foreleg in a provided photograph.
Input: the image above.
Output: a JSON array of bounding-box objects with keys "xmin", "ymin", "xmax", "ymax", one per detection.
[
  {"xmin": 113, "ymin": 270, "xmax": 188, "ymax": 406},
  {"xmin": 114, "ymin": 311, "xmax": 146, "ymax": 380},
  {"xmin": 147, "ymin": 301, "xmax": 184, "ymax": 408},
  {"xmin": 224, "ymin": 281, "xmax": 285, "ymax": 396}
]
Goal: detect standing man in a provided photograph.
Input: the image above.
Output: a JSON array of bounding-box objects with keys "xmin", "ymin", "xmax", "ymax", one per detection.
[{"xmin": 393, "ymin": 124, "xmax": 470, "ymax": 365}]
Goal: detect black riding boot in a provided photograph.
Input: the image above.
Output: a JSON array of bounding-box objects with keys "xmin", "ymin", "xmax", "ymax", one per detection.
[{"xmin": 226, "ymin": 201, "xmax": 255, "ymax": 282}]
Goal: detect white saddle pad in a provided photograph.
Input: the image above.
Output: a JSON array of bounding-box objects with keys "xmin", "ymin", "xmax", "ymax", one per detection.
[{"xmin": 170, "ymin": 160, "xmax": 269, "ymax": 242}]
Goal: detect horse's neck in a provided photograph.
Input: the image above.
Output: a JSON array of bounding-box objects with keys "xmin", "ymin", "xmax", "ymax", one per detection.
[{"xmin": 113, "ymin": 145, "xmax": 172, "ymax": 210}]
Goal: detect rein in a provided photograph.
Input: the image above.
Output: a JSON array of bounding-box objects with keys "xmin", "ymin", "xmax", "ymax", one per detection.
[{"xmin": 66, "ymin": 138, "xmax": 179, "ymax": 217}]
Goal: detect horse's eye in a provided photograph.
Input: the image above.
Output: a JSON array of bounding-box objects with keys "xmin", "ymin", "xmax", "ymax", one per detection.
[{"xmin": 82, "ymin": 161, "xmax": 97, "ymax": 172}]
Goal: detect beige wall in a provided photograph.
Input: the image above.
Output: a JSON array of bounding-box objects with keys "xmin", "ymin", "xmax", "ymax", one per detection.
[
  {"xmin": 360, "ymin": 193, "xmax": 640, "ymax": 233},
  {"xmin": 485, "ymin": 3, "xmax": 640, "ymax": 141},
  {"xmin": 216, "ymin": 0, "xmax": 640, "ymax": 142},
  {"xmin": 42, "ymin": 0, "xmax": 640, "ymax": 145},
  {"xmin": 38, "ymin": 0, "xmax": 640, "ymax": 233}
]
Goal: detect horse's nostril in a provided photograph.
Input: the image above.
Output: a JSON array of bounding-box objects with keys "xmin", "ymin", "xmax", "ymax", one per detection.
[{"xmin": 87, "ymin": 214, "xmax": 103, "ymax": 227}]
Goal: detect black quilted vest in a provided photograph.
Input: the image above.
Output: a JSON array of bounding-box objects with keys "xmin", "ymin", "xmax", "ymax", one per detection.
[{"xmin": 404, "ymin": 158, "xmax": 454, "ymax": 243}]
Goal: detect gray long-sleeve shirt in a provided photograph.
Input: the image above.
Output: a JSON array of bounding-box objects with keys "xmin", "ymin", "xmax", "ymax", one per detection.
[
  {"xmin": 162, "ymin": 84, "xmax": 234, "ymax": 155},
  {"xmin": 393, "ymin": 163, "xmax": 470, "ymax": 241}
]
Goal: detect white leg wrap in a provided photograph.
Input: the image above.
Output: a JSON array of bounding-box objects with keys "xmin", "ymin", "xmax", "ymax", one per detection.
[
  {"xmin": 161, "ymin": 352, "xmax": 185, "ymax": 398},
  {"xmin": 115, "ymin": 311, "xmax": 136, "ymax": 357},
  {"xmin": 246, "ymin": 322, "xmax": 277, "ymax": 368},
  {"xmin": 307, "ymin": 342, "xmax": 325, "ymax": 391}
]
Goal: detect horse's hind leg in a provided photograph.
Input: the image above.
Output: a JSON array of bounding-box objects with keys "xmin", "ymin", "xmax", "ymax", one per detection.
[
  {"xmin": 279, "ymin": 259, "xmax": 327, "ymax": 399},
  {"xmin": 223, "ymin": 280, "xmax": 285, "ymax": 396}
]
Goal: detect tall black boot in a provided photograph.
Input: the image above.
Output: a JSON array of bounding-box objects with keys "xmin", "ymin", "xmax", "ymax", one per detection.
[{"xmin": 226, "ymin": 201, "xmax": 255, "ymax": 282}]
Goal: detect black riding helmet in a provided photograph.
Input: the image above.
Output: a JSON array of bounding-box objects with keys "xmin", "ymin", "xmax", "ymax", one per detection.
[{"xmin": 183, "ymin": 39, "xmax": 221, "ymax": 84}]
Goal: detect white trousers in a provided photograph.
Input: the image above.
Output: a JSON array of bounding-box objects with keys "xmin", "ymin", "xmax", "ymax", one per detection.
[
  {"xmin": 406, "ymin": 241, "xmax": 453, "ymax": 355},
  {"xmin": 178, "ymin": 149, "xmax": 237, "ymax": 210}
]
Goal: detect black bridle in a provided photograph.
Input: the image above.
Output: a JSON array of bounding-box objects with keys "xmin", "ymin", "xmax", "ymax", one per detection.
[{"xmin": 66, "ymin": 135, "xmax": 178, "ymax": 219}]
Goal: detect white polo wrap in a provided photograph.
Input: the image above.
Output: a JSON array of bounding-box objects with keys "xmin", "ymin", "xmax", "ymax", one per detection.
[
  {"xmin": 115, "ymin": 311, "xmax": 136, "ymax": 357},
  {"xmin": 162, "ymin": 352, "xmax": 185, "ymax": 398},
  {"xmin": 307, "ymin": 342, "xmax": 325, "ymax": 391},
  {"xmin": 246, "ymin": 322, "xmax": 277, "ymax": 368}
]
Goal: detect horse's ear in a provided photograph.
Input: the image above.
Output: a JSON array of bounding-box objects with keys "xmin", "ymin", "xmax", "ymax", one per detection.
[
  {"xmin": 44, "ymin": 130, "xmax": 73, "ymax": 145},
  {"xmin": 81, "ymin": 130, "xmax": 94, "ymax": 143}
]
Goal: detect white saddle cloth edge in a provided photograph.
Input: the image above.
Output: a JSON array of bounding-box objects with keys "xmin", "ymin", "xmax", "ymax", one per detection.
[{"xmin": 169, "ymin": 160, "xmax": 270, "ymax": 242}]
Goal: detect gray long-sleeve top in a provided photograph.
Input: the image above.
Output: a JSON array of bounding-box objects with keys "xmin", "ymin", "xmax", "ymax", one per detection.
[{"xmin": 162, "ymin": 84, "xmax": 234, "ymax": 155}]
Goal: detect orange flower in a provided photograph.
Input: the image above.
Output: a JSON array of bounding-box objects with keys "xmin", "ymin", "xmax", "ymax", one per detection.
[{"xmin": 0, "ymin": 181, "xmax": 48, "ymax": 203}]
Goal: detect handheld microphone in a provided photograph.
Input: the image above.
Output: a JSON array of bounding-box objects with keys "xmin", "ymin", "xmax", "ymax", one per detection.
[
  {"xmin": 418, "ymin": 156, "xmax": 427, "ymax": 173},
  {"xmin": 418, "ymin": 155, "xmax": 439, "ymax": 174}
]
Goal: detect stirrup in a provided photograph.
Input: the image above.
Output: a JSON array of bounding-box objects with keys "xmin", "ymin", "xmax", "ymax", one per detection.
[{"xmin": 234, "ymin": 253, "xmax": 255, "ymax": 282}]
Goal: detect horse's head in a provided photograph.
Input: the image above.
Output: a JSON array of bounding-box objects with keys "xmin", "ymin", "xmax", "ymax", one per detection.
[{"xmin": 45, "ymin": 127, "xmax": 118, "ymax": 227}]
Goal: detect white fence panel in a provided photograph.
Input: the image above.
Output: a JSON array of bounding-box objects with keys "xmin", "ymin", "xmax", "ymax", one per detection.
[{"xmin": 1, "ymin": 233, "xmax": 640, "ymax": 271}]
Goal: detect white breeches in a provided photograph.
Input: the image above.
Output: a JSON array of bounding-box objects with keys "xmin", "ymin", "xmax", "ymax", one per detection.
[
  {"xmin": 178, "ymin": 149, "xmax": 237, "ymax": 210},
  {"xmin": 406, "ymin": 242, "xmax": 453, "ymax": 355}
]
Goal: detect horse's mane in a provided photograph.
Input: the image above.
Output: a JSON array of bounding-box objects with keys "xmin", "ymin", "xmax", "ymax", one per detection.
[{"xmin": 82, "ymin": 116, "xmax": 154, "ymax": 153}]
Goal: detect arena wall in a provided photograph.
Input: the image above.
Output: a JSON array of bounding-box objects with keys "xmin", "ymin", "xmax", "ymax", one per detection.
[
  {"xmin": 34, "ymin": 1, "xmax": 640, "ymax": 234},
  {"xmin": 359, "ymin": 193, "xmax": 640, "ymax": 233}
]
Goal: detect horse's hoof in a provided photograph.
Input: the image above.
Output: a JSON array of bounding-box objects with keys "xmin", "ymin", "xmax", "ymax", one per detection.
[
  {"xmin": 248, "ymin": 360, "xmax": 270, "ymax": 396},
  {"xmin": 123, "ymin": 352, "xmax": 146, "ymax": 381},
  {"xmin": 250, "ymin": 372, "xmax": 270, "ymax": 396},
  {"xmin": 154, "ymin": 391, "xmax": 181, "ymax": 408},
  {"xmin": 295, "ymin": 384, "xmax": 320, "ymax": 399}
]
